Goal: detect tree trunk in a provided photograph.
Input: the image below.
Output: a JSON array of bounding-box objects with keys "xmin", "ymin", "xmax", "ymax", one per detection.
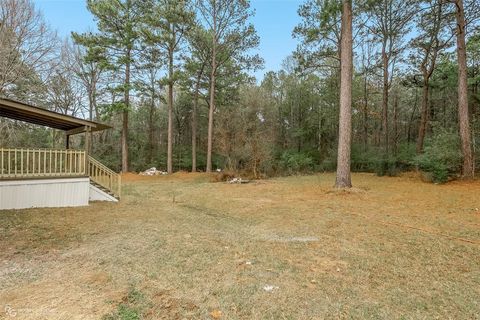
[
  {"xmin": 363, "ymin": 72, "xmax": 369, "ymax": 151},
  {"xmin": 206, "ymin": 5, "xmax": 217, "ymax": 173},
  {"xmin": 206, "ymin": 63, "xmax": 215, "ymax": 173},
  {"xmin": 148, "ymin": 87, "xmax": 155, "ymax": 165},
  {"xmin": 381, "ymin": 41, "xmax": 389, "ymax": 154},
  {"xmin": 167, "ymin": 47, "xmax": 174, "ymax": 174},
  {"xmin": 416, "ymin": 79, "xmax": 430, "ymax": 153},
  {"xmin": 335, "ymin": 0, "xmax": 353, "ymax": 189},
  {"xmin": 191, "ymin": 92, "xmax": 198, "ymax": 172},
  {"xmin": 191, "ymin": 65, "xmax": 204, "ymax": 173},
  {"xmin": 455, "ymin": 0, "xmax": 474, "ymax": 178},
  {"xmin": 393, "ymin": 91, "xmax": 398, "ymax": 155},
  {"xmin": 407, "ymin": 88, "xmax": 418, "ymax": 143},
  {"xmin": 87, "ymin": 84, "xmax": 94, "ymax": 155},
  {"xmin": 121, "ymin": 50, "xmax": 130, "ymax": 173},
  {"xmin": 318, "ymin": 104, "xmax": 323, "ymax": 152}
]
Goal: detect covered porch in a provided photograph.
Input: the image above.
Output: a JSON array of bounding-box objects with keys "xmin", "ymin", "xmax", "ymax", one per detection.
[{"xmin": 0, "ymin": 98, "xmax": 120, "ymax": 209}]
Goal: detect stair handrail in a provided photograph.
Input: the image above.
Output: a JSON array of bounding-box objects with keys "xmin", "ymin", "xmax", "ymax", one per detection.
[{"xmin": 88, "ymin": 155, "xmax": 121, "ymax": 199}]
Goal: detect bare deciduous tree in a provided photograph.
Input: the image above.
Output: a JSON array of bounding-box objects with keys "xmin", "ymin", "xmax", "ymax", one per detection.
[{"xmin": 0, "ymin": 0, "xmax": 57, "ymax": 97}]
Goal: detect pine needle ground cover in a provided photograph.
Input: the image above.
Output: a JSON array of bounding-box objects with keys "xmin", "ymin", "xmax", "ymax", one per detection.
[{"xmin": 1, "ymin": 173, "xmax": 479, "ymax": 319}]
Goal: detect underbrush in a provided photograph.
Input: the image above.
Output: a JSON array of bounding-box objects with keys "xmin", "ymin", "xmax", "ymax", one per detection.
[{"xmin": 413, "ymin": 130, "xmax": 462, "ymax": 183}]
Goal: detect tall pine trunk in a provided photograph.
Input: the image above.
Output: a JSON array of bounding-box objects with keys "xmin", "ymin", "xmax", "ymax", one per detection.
[
  {"xmin": 206, "ymin": 57, "xmax": 215, "ymax": 173},
  {"xmin": 381, "ymin": 41, "xmax": 389, "ymax": 154},
  {"xmin": 148, "ymin": 90, "xmax": 155, "ymax": 165},
  {"xmin": 191, "ymin": 65, "xmax": 204, "ymax": 173},
  {"xmin": 121, "ymin": 49, "xmax": 130, "ymax": 173},
  {"xmin": 87, "ymin": 80, "xmax": 95, "ymax": 154},
  {"xmin": 191, "ymin": 86, "xmax": 198, "ymax": 173},
  {"xmin": 407, "ymin": 88, "xmax": 418, "ymax": 143},
  {"xmin": 167, "ymin": 47, "xmax": 174, "ymax": 174},
  {"xmin": 416, "ymin": 79, "xmax": 430, "ymax": 153},
  {"xmin": 206, "ymin": 5, "xmax": 217, "ymax": 173},
  {"xmin": 363, "ymin": 72, "xmax": 369, "ymax": 151},
  {"xmin": 335, "ymin": 0, "xmax": 353, "ymax": 189},
  {"xmin": 454, "ymin": 0, "xmax": 474, "ymax": 178},
  {"xmin": 393, "ymin": 91, "xmax": 398, "ymax": 155}
]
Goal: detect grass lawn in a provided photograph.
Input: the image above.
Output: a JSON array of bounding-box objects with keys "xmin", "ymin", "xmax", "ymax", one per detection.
[{"xmin": 1, "ymin": 172, "xmax": 479, "ymax": 319}]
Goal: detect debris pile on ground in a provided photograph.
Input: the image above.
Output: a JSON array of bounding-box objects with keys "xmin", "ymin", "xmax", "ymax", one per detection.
[
  {"xmin": 228, "ymin": 177, "xmax": 250, "ymax": 184},
  {"xmin": 140, "ymin": 167, "xmax": 168, "ymax": 176}
]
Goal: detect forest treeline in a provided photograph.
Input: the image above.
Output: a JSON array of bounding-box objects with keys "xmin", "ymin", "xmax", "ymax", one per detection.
[{"xmin": 0, "ymin": 0, "xmax": 479, "ymax": 183}]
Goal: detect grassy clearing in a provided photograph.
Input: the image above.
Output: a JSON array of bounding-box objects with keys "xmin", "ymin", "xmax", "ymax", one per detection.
[{"xmin": 0, "ymin": 172, "xmax": 479, "ymax": 319}]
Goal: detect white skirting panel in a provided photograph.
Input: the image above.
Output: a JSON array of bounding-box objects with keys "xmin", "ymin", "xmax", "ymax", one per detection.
[
  {"xmin": 89, "ymin": 184, "xmax": 118, "ymax": 202},
  {"xmin": 0, "ymin": 177, "xmax": 90, "ymax": 210}
]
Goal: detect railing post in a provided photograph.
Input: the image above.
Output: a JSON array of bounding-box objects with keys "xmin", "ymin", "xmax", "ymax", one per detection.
[
  {"xmin": 118, "ymin": 174, "xmax": 121, "ymax": 199},
  {"xmin": 65, "ymin": 134, "xmax": 70, "ymax": 150},
  {"xmin": 85, "ymin": 126, "xmax": 91, "ymax": 177},
  {"xmin": 14, "ymin": 149, "xmax": 17, "ymax": 176},
  {"xmin": 8, "ymin": 150, "xmax": 11, "ymax": 177}
]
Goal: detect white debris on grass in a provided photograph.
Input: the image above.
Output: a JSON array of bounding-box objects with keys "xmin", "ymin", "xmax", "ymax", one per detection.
[
  {"xmin": 228, "ymin": 177, "xmax": 250, "ymax": 184},
  {"xmin": 263, "ymin": 285, "xmax": 279, "ymax": 292},
  {"xmin": 140, "ymin": 167, "xmax": 168, "ymax": 176},
  {"xmin": 237, "ymin": 260, "xmax": 253, "ymax": 266}
]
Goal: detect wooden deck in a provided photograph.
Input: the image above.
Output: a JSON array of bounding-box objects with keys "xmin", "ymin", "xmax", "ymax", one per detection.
[
  {"xmin": 0, "ymin": 148, "xmax": 120, "ymax": 199},
  {"xmin": 0, "ymin": 148, "xmax": 86, "ymax": 179}
]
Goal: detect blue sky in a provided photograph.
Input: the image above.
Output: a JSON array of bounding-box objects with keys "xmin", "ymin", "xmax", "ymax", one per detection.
[{"xmin": 33, "ymin": 0, "xmax": 303, "ymax": 81}]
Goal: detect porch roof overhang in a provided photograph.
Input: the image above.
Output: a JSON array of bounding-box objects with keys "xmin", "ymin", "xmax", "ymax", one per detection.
[{"xmin": 0, "ymin": 97, "xmax": 111, "ymax": 135}]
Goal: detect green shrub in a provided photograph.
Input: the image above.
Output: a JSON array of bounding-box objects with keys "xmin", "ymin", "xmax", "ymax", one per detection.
[
  {"xmin": 316, "ymin": 147, "xmax": 336, "ymax": 172},
  {"xmin": 375, "ymin": 156, "xmax": 400, "ymax": 177},
  {"xmin": 316, "ymin": 158, "xmax": 336, "ymax": 172},
  {"xmin": 350, "ymin": 144, "xmax": 415, "ymax": 175},
  {"xmin": 413, "ymin": 130, "xmax": 462, "ymax": 183},
  {"xmin": 279, "ymin": 151, "xmax": 314, "ymax": 174},
  {"xmin": 351, "ymin": 145, "xmax": 379, "ymax": 172}
]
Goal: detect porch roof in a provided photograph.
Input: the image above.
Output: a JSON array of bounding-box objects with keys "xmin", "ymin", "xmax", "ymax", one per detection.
[{"xmin": 0, "ymin": 97, "xmax": 111, "ymax": 135}]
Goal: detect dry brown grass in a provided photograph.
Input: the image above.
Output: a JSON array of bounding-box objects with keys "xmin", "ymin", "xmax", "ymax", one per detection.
[{"xmin": 1, "ymin": 173, "xmax": 479, "ymax": 319}]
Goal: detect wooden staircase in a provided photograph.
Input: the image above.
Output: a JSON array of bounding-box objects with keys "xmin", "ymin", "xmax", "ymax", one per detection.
[
  {"xmin": 89, "ymin": 179, "xmax": 119, "ymax": 200},
  {"xmin": 88, "ymin": 156, "xmax": 121, "ymax": 200}
]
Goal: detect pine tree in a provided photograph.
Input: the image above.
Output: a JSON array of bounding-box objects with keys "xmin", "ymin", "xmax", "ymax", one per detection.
[
  {"xmin": 367, "ymin": 0, "xmax": 416, "ymax": 154},
  {"xmin": 335, "ymin": 0, "xmax": 353, "ymax": 188},
  {"xmin": 196, "ymin": 0, "xmax": 262, "ymax": 172},
  {"xmin": 411, "ymin": 0, "xmax": 451, "ymax": 153},
  {"xmin": 73, "ymin": 0, "xmax": 143, "ymax": 172},
  {"xmin": 451, "ymin": 0, "xmax": 474, "ymax": 178},
  {"xmin": 142, "ymin": 0, "xmax": 194, "ymax": 174}
]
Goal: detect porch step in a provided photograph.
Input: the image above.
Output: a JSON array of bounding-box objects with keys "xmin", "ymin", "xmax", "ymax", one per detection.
[
  {"xmin": 89, "ymin": 180, "xmax": 119, "ymax": 201},
  {"xmin": 88, "ymin": 155, "xmax": 121, "ymax": 200}
]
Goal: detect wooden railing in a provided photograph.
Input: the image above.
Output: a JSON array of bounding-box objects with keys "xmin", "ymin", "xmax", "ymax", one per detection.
[
  {"xmin": 0, "ymin": 148, "xmax": 86, "ymax": 179},
  {"xmin": 0, "ymin": 148, "xmax": 121, "ymax": 200},
  {"xmin": 88, "ymin": 155, "xmax": 121, "ymax": 199}
]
